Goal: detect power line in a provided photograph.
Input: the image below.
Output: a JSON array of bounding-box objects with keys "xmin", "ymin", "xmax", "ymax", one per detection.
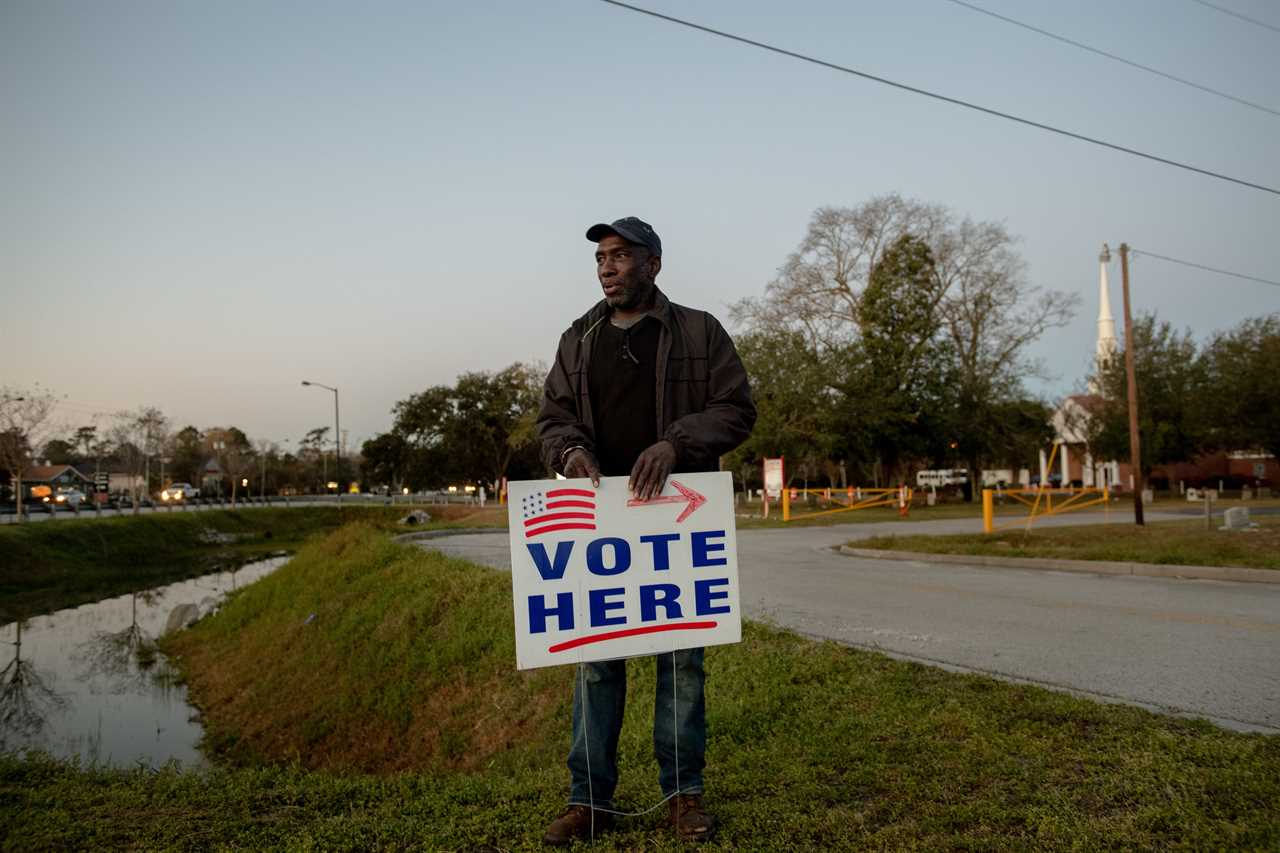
[
  {"xmin": 594, "ymin": 1, "xmax": 1280, "ymax": 197},
  {"xmin": 941, "ymin": 0, "xmax": 1280, "ymax": 118},
  {"xmin": 1188, "ymin": 0, "xmax": 1280, "ymax": 35},
  {"xmin": 1131, "ymin": 249, "xmax": 1280, "ymax": 288}
]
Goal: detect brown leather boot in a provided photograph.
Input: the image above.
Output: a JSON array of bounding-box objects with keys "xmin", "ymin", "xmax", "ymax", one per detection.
[
  {"xmin": 669, "ymin": 793, "xmax": 715, "ymax": 841},
  {"xmin": 543, "ymin": 804, "xmax": 613, "ymax": 846}
]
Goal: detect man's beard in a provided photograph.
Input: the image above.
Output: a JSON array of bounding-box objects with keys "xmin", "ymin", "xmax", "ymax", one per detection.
[{"xmin": 606, "ymin": 279, "xmax": 653, "ymax": 310}]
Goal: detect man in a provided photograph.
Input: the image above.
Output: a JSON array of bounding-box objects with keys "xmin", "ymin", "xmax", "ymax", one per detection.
[{"xmin": 537, "ymin": 216, "xmax": 756, "ymax": 845}]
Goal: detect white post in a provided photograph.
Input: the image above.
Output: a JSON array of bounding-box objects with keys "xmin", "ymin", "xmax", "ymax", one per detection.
[
  {"xmin": 1038, "ymin": 449, "xmax": 1048, "ymax": 485},
  {"xmin": 1060, "ymin": 443, "xmax": 1070, "ymax": 487}
]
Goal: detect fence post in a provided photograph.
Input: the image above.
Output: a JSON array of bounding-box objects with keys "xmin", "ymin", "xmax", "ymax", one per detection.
[
  {"xmin": 782, "ymin": 487, "xmax": 790, "ymax": 522},
  {"xmin": 982, "ymin": 488, "xmax": 994, "ymax": 534}
]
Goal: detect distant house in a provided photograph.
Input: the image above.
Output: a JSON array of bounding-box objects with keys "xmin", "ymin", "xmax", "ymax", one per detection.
[
  {"xmin": 1050, "ymin": 393, "xmax": 1127, "ymax": 489},
  {"xmin": 201, "ymin": 456, "xmax": 224, "ymax": 495},
  {"xmin": 69, "ymin": 462, "xmax": 143, "ymax": 497},
  {"xmin": 9, "ymin": 464, "xmax": 94, "ymax": 500}
]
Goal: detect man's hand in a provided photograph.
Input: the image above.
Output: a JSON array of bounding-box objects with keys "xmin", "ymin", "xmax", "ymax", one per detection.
[
  {"xmin": 563, "ymin": 448, "xmax": 602, "ymax": 487},
  {"xmin": 629, "ymin": 440, "xmax": 677, "ymax": 501}
]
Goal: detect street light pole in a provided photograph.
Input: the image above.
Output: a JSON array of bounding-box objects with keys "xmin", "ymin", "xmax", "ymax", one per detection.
[{"xmin": 301, "ymin": 381, "xmax": 341, "ymax": 506}]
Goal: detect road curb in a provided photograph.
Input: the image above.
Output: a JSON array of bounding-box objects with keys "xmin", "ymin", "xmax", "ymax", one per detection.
[{"xmin": 836, "ymin": 546, "xmax": 1280, "ymax": 584}]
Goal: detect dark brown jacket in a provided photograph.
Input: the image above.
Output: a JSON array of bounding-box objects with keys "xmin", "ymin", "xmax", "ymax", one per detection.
[{"xmin": 537, "ymin": 287, "xmax": 756, "ymax": 475}]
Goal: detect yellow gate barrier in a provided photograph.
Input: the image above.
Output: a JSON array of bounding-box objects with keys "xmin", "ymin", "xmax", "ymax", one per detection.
[
  {"xmin": 784, "ymin": 485, "xmax": 912, "ymax": 522},
  {"xmin": 982, "ymin": 443, "xmax": 1110, "ymax": 533}
]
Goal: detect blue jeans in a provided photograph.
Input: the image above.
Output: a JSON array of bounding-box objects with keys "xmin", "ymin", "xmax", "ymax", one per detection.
[{"xmin": 567, "ymin": 647, "xmax": 706, "ymax": 808}]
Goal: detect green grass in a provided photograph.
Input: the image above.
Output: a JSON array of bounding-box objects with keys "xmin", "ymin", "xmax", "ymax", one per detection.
[
  {"xmin": 857, "ymin": 516, "xmax": 1280, "ymax": 571},
  {"xmin": 4, "ymin": 524, "xmax": 1277, "ymax": 850},
  {"xmin": 0, "ymin": 504, "xmax": 505, "ymax": 624}
]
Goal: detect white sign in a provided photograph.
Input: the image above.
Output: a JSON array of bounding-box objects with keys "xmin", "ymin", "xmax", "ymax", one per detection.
[
  {"xmin": 762, "ymin": 457, "xmax": 784, "ymax": 498},
  {"xmin": 507, "ymin": 471, "xmax": 742, "ymax": 670}
]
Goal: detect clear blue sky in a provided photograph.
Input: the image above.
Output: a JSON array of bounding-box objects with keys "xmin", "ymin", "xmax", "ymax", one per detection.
[{"xmin": 4, "ymin": 0, "xmax": 1277, "ymax": 453}]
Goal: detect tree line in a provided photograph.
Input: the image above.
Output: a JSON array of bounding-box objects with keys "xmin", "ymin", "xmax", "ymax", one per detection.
[
  {"xmin": 0, "ymin": 395, "xmax": 359, "ymax": 509},
  {"xmin": 6, "ymin": 195, "xmax": 1276, "ymax": 508},
  {"xmin": 334, "ymin": 196, "xmax": 1280, "ymax": 498},
  {"xmin": 1086, "ymin": 312, "xmax": 1279, "ymax": 487}
]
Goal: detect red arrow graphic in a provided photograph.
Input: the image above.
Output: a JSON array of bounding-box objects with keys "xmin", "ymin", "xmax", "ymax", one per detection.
[{"xmin": 626, "ymin": 479, "xmax": 707, "ymax": 523}]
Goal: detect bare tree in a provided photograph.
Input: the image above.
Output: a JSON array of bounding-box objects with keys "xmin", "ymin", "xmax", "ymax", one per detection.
[
  {"xmin": 731, "ymin": 195, "xmax": 950, "ymax": 349},
  {"xmin": 731, "ymin": 196, "xmax": 1077, "ymax": 495},
  {"xmin": 253, "ymin": 438, "xmax": 279, "ymax": 499},
  {"xmin": 0, "ymin": 621, "xmax": 68, "ymax": 743},
  {"xmin": 934, "ymin": 219, "xmax": 1077, "ymax": 492},
  {"xmin": 0, "ymin": 386, "xmax": 60, "ymax": 523},
  {"xmin": 74, "ymin": 591, "xmax": 165, "ymax": 692},
  {"xmin": 108, "ymin": 407, "xmax": 168, "ymax": 513}
]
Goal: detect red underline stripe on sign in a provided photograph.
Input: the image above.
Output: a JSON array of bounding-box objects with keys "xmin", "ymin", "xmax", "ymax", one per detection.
[
  {"xmin": 524, "ymin": 512, "xmax": 594, "ymax": 527},
  {"xmin": 547, "ymin": 499, "xmax": 594, "ymax": 510},
  {"xmin": 547, "ymin": 488, "xmax": 594, "ymax": 498},
  {"xmin": 526, "ymin": 522, "xmax": 596, "ymax": 538},
  {"xmin": 548, "ymin": 621, "xmax": 719, "ymax": 653}
]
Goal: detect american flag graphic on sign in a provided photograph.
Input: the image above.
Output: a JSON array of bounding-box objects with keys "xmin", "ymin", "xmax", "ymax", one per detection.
[{"xmin": 521, "ymin": 488, "xmax": 596, "ymax": 539}]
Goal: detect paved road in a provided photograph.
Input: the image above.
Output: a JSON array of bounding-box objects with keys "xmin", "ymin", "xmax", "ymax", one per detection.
[
  {"xmin": 417, "ymin": 511, "xmax": 1280, "ymax": 734},
  {"xmin": 0, "ymin": 495, "xmax": 473, "ymax": 524}
]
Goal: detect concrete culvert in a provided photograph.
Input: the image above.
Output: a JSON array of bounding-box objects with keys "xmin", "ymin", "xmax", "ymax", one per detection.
[{"xmin": 399, "ymin": 510, "xmax": 431, "ymax": 526}]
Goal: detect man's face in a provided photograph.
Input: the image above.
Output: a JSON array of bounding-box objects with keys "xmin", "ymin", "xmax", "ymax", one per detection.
[{"xmin": 595, "ymin": 233, "xmax": 660, "ymax": 310}]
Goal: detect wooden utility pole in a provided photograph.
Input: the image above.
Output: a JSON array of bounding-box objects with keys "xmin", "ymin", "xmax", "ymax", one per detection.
[{"xmin": 1119, "ymin": 244, "xmax": 1144, "ymax": 525}]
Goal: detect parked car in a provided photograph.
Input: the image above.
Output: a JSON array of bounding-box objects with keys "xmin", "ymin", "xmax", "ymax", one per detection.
[
  {"xmin": 54, "ymin": 488, "xmax": 87, "ymax": 507},
  {"xmin": 161, "ymin": 482, "xmax": 200, "ymax": 502}
]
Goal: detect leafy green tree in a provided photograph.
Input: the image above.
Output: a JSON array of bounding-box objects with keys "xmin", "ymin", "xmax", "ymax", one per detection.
[
  {"xmin": 1088, "ymin": 314, "xmax": 1210, "ymax": 477},
  {"xmin": 846, "ymin": 234, "xmax": 953, "ymax": 484},
  {"xmin": 1201, "ymin": 313, "xmax": 1280, "ymax": 459},
  {"xmin": 389, "ymin": 388, "xmax": 454, "ymax": 488},
  {"xmin": 386, "ymin": 362, "xmax": 545, "ymax": 490},
  {"xmin": 170, "ymin": 426, "xmax": 204, "ymax": 486},
  {"xmin": 445, "ymin": 363, "xmax": 544, "ymax": 487},
  {"xmin": 74, "ymin": 425, "xmax": 98, "ymax": 460},
  {"xmin": 723, "ymin": 330, "xmax": 841, "ymax": 489},
  {"xmin": 299, "ymin": 426, "xmax": 332, "ymax": 491},
  {"xmin": 982, "ymin": 397, "xmax": 1055, "ymax": 476},
  {"xmin": 40, "ymin": 439, "xmax": 77, "ymax": 464},
  {"xmin": 361, "ymin": 432, "xmax": 411, "ymax": 492}
]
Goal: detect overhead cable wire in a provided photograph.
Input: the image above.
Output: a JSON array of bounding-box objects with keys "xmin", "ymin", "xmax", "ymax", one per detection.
[
  {"xmin": 1131, "ymin": 249, "xmax": 1280, "ymax": 288},
  {"xmin": 941, "ymin": 0, "xmax": 1280, "ymax": 118},
  {"xmin": 1188, "ymin": 0, "xmax": 1280, "ymax": 35},
  {"xmin": 594, "ymin": 1, "xmax": 1280, "ymax": 197}
]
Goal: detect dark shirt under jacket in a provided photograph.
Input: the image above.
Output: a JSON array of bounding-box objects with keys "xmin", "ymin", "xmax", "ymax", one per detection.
[{"xmin": 587, "ymin": 317, "xmax": 660, "ymax": 477}]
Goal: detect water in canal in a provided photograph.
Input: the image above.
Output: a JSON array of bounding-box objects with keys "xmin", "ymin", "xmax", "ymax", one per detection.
[{"xmin": 0, "ymin": 556, "xmax": 287, "ymax": 769}]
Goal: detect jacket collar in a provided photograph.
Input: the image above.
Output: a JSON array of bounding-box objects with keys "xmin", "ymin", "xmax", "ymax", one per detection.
[{"xmin": 580, "ymin": 286, "xmax": 673, "ymax": 340}]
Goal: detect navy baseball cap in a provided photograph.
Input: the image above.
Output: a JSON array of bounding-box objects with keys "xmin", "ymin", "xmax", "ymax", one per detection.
[{"xmin": 586, "ymin": 216, "xmax": 662, "ymax": 257}]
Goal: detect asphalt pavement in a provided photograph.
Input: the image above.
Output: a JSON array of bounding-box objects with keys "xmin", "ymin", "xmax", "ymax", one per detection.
[{"xmin": 415, "ymin": 510, "xmax": 1280, "ymax": 735}]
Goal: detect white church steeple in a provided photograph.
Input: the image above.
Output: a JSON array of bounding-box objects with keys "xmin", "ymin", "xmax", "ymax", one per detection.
[{"xmin": 1095, "ymin": 243, "xmax": 1117, "ymax": 367}]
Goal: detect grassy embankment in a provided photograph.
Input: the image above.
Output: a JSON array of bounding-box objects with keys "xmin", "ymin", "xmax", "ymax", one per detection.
[
  {"xmin": 4, "ymin": 524, "xmax": 1277, "ymax": 850},
  {"xmin": 857, "ymin": 516, "xmax": 1280, "ymax": 571},
  {"xmin": 0, "ymin": 504, "xmax": 504, "ymax": 623}
]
